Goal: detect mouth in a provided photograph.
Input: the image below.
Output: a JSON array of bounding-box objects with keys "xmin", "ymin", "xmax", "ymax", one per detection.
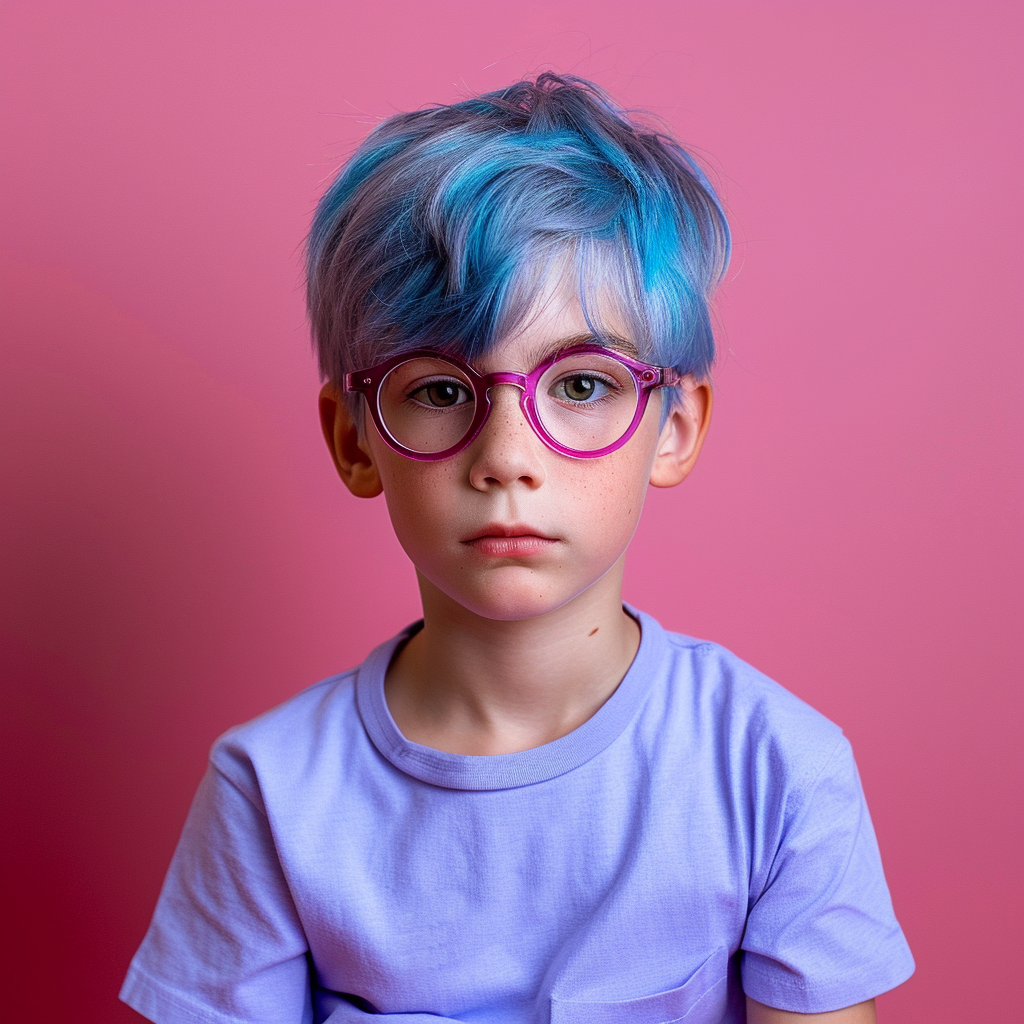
[{"xmin": 462, "ymin": 523, "xmax": 559, "ymax": 557}]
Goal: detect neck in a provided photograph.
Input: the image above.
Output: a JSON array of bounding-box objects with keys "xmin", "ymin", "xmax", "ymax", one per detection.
[{"xmin": 384, "ymin": 560, "xmax": 640, "ymax": 755}]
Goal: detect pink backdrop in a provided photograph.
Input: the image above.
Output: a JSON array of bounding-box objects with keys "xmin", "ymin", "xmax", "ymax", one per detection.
[{"xmin": 2, "ymin": 2, "xmax": 1021, "ymax": 1020}]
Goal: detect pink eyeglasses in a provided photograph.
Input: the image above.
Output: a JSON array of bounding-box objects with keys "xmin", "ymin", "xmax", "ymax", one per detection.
[{"xmin": 343, "ymin": 344, "xmax": 681, "ymax": 460}]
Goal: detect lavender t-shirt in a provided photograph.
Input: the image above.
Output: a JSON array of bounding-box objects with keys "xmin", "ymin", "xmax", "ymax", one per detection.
[{"xmin": 121, "ymin": 608, "xmax": 913, "ymax": 1023}]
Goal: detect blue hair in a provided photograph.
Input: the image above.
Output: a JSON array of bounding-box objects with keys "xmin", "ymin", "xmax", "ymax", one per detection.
[{"xmin": 306, "ymin": 74, "xmax": 730, "ymax": 394}]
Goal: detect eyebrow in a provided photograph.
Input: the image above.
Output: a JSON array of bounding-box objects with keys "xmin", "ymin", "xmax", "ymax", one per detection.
[{"xmin": 528, "ymin": 332, "xmax": 641, "ymax": 363}]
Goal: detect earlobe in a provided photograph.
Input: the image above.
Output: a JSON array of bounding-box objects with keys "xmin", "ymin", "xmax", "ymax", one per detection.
[
  {"xmin": 318, "ymin": 383, "xmax": 384, "ymax": 498},
  {"xmin": 648, "ymin": 381, "xmax": 712, "ymax": 489}
]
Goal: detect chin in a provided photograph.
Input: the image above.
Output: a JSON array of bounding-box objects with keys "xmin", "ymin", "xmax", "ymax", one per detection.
[
  {"xmin": 437, "ymin": 569, "xmax": 601, "ymax": 623},
  {"xmin": 459, "ymin": 589, "xmax": 567, "ymax": 623}
]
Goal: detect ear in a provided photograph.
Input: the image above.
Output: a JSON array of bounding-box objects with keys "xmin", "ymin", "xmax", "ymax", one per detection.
[
  {"xmin": 648, "ymin": 381, "xmax": 712, "ymax": 489},
  {"xmin": 318, "ymin": 383, "xmax": 384, "ymax": 498}
]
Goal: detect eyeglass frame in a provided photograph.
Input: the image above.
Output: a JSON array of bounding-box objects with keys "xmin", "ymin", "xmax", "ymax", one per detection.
[{"xmin": 342, "ymin": 344, "xmax": 682, "ymax": 461}]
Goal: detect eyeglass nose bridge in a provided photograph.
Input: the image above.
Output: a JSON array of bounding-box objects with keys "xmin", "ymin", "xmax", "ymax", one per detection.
[
  {"xmin": 478, "ymin": 370, "xmax": 529, "ymax": 395},
  {"xmin": 477, "ymin": 370, "xmax": 531, "ymax": 413},
  {"xmin": 475, "ymin": 371, "xmax": 534, "ymax": 438}
]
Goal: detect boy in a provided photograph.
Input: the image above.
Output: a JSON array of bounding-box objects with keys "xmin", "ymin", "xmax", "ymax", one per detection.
[{"xmin": 121, "ymin": 74, "xmax": 913, "ymax": 1023}]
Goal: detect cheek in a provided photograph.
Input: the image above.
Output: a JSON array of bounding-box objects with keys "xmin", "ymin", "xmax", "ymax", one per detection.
[
  {"xmin": 558, "ymin": 453, "xmax": 653, "ymax": 554},
  {"xmin": 564, "ymin": 410, "xmax": 659, "ymax": 519},
  {"xmin": 561, "ymin": 417, "xmax": 663, "ymax": 561},
  {"xmin": 376, "ymin": 458, "xmax": 459, "ymax": 552}
]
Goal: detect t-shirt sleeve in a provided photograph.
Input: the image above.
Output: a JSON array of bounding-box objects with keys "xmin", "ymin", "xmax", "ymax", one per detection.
[
  {"xmin": 120, "ymin": 754, "xmax": 313, "ymax": 1024},
  {"xmin": 740, "ymin": 735, "xmax": 915, "ymax": 1013}
]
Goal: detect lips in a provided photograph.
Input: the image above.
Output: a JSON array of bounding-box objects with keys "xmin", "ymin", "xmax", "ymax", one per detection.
[
  {"xmin": 464, "ymin": 523, "xmax": 555, "ymax": 541},
  {"xmin": 463, "ymin": 523, "xmax": 558, "ymax": 557}
]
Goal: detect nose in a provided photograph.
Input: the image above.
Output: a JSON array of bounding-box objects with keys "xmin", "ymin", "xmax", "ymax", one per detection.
[{"xmin": 466, "ymin": 383, "xmax": 546, "ymax": 491}]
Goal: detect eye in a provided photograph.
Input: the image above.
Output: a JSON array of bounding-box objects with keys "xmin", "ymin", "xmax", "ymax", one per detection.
[
  {"xmin": 408, "ymin": 378, "xmax": 473, "ymax": 408},
  {"xmin": 551, "ymin": 373, "xmax": 616, "ymax": 404}
]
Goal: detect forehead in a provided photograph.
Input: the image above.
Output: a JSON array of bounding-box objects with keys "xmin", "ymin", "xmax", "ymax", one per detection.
[{"xmin": 480, "ymin": 264, "xmax": 639, "ymax": 372}]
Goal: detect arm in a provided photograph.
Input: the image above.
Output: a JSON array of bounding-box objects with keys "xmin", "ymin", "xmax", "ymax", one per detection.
[
  {"xmin": 120, "ymin": 760, "xmax": 312, "ymax": 1023},
  {"xmin": 741, "ymin": 736, "xmax": 913, "ymax": 1014},
  {"xmin": 746, "ymin": 997, "xmax": 876, "ymax": 1024}
]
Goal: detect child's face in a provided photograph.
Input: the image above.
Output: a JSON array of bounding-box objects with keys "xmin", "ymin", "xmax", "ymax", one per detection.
[{"xmin": 321, "ymin": 274, "xmax": 711, "ymax": 623}]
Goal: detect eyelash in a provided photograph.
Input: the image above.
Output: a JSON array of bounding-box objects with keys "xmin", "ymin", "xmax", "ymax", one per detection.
[
  {"xmin": 406, "ymin": 378, "xmax": 473, "ymax": 408},
  {"xmin": 549, "ymin": 372, "xmax": 622, "ymax": 402}
]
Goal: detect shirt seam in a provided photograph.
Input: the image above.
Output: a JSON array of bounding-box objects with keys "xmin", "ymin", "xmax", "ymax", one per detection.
[
  {"xmin": 209, "ymin": 757, "xmax": 268, "ymax": 818},
  {"xmin": 665, "ymin": 635, "xmax": 714, "ymax": 652},
  {"xmin": 742, "ymin": 944, "xmax": 915, "ymax": 1009},
  {"xmin": 755, "ymin": 732, "xmax": 849, "ymax": 899},
  {"xmin": 123, "ymin": 961, "xmax": 255, "ymax": 1024},
  {"xmin": 666, "ymin": 973, "xmax": 727, "ymax": 1022}
]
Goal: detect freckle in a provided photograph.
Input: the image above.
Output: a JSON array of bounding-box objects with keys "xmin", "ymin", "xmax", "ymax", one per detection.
[{"xmin": 589, "ymin": 627, "xmax": 599, "ymax": 636}]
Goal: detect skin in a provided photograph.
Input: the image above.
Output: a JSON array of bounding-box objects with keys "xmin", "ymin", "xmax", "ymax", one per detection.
[
  {"xmin": 747, "ymin": 998, "xmax": 876, "ymax": 1023},
  {"xmin": 319, "ymin": 274, "xmax": 877, "ymax": 1022}
]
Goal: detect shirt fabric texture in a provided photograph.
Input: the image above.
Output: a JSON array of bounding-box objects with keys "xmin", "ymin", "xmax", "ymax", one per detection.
[{"xmin": 121, "ymin": 607, "xmax": 914, "ymax": 1023}]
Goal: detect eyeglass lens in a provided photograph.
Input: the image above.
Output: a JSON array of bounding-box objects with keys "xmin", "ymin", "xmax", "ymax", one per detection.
[{"xmin": 377, "ymin": 352, "xmax": 640, "ymax": 455}]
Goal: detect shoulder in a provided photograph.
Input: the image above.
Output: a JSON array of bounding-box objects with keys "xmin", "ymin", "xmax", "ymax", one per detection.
[
  {"xmin": 661, "ymin": 625, "xmax": 843, "ymax": 755},
  {"xmin": 642, "ymin": 619, "xmax": 871, "ymax": 899},
  {"xmin": 641, "ymin": 617, "xmax": 850, "ymax": 829},
  {"xmin": 208, "ymin": 667, "xmax": 362, "ymax": 803}
]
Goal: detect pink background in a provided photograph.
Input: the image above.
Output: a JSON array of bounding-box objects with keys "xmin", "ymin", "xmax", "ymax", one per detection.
[{"xmin": 1, "ymin": 2, "xmax": 1021, "ymax": 1020}]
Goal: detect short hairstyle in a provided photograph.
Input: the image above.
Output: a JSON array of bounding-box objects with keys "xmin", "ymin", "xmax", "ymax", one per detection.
[{"xmin": 306, "ymin": 73, "xmax": 730, "ymax": 397}]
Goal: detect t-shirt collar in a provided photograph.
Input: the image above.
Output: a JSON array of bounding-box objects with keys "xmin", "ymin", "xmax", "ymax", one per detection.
[{"xmin": 355, "ymin": 605, "xmax": 665, "ymax": 791}]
